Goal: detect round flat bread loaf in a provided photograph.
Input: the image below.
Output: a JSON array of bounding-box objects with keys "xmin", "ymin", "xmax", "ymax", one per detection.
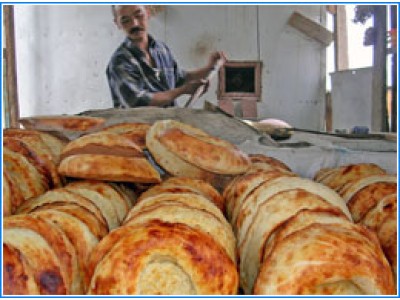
[
  {"xmin": 87, "ymin": 221, "xmax": 238, "ymax": 295},
  {"xmin": 99, "ymin": 122, "xmax": 151, "ymax": 149},
  {"xmin": 30, "ymin": 209, "xmax": 99, "ymax": 291},
  {"xmin": 248, "ymin": 154, "xmax": 291, "ymax": 173},
  {"xmin": 60, "ymin": 132, "xmax": 143, "ymax": 160},
  {"xmin": 361, "ymin": 193, "xmax": 397, "ymax": 231},
  {"xmin": 4, "ymin": 128, "xmax": 66, "ymax": 164},
  {"xmin": 377, "ymin": 212, "xmax": 397, "ymax": 277},
  {"xmin": 4, "ymin": 215, "xmax": 81, "ymax": 294},
  {"xmin": 236, "ymin": 177, "xmax": 352, "ymax": 247},
  {"xmin": 239, "ymin": 189, "xmax": 348, "ymax": 294},
  {"xmin": 340, "ymin": 175, "xmax": 397, "ymax": 222},
  {"xmin": 4, "ymin": 148, "xmax": 48, "ymax": 200},
  {"xmin": 4, "ymin": 221, "xmax": 69, "ymax": 294},
  {"xmin": 3, "ymin": 170, "xmax": 25, "ymax": 213},
  {"xmin": 224, "ymin": 171, "xmax": 296, "ymax": 227},
  {"xmin": 124, "ymin": 203, "xmax": 236, "ymax": 262},
  {"xmin": 66, "ymin": 180, "xmax": 130, "ymax": 222},
  {"xmin": 146, "ymin": 120, "xmax": 217, "ymax": 182},
  {"xmin": 3, "ymin": 243, "xmax": 39, "ymax": 295},
  {"xmin": 31, "ymin": 202, "xmax": 108, "ymax": 241},
  {"xmin": 138, "ymin": 177, "xmax": 224, "ymax": 212},
  {"xmin": 262, "ymin": 208, "xmax": 349, "ymax": 261},
  {"xmin": 16, "ymin": 189, "xmax": 108, "ymax": 231},
  {"xmin": 19, "ymin": 115, "xmax": 105, "ymax": 132},
  {"xmin": 4, "ymin": 136, "xmax": 62, "ymax": 188},
  {"xmin": 64, "ymin": 187, "xmax": 119, "ymax": 229},
  {"xmin": 155, "ymin": 120, "xmax": 250, "ymax": 175},
  {"xmin": 319, "ymin": 163, "xmax": 386, "ymax": 191},
  {"xmin": 254, "ymin": 223, "xmax": 395, "ymax": 295},
  {"xmin": 58, "ymin": 154, "xmax": 161, "ymax": 184}
]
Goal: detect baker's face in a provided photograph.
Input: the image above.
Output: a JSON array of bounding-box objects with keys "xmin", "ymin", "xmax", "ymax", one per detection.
[{"xmin": 114, "ymin": 5, "xmax": 149, "ymax": 42}]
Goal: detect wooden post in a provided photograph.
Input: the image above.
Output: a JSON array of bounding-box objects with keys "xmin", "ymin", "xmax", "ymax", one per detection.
[
  {"xmin": 334, "ymin": 5, "xmax": 349, "ymax": 71},
  {"xmin": 4, "ymin": 5, "xmax": 20, "ymax": 128},
  {"xmin": 371, "ymin": 5, "xmax": 388, "ymax": 132}
]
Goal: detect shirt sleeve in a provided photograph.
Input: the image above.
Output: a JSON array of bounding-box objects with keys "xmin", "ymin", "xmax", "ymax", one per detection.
[
  {"xmin": 106, "ymin": 58, "xmax": 153, "ymax": 108},
  {"xmin": 162, "ymin": 43, "xmax": 186, "ymax": 88}
]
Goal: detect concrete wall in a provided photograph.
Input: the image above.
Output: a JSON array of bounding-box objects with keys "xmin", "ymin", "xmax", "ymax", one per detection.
[{"xmin": 13, "ymin": 4, "xmax": 327, "ymax": 130}]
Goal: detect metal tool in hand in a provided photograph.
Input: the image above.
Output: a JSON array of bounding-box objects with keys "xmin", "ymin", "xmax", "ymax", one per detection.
[{"xmin": 184, "ymin": 58, "xmax": 225, "ymax": 108}]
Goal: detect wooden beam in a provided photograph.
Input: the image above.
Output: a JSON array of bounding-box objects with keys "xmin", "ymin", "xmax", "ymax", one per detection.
[
  {"xmin": 326, "ymin": 5, "xmax": 337, "ymax": 15},
  {"xmin": 371, "ymin": 6, "xmax": 388, "ymax": 132},
  {"xmin": 4, "ymin": 5, "xmax": 20, "ymax": 128},
  {"xmin": 334, "ymin": 5, "xmax": 349, "ymax": 71},
  {"xmin": 288, "ymin": 11, "xmax": 333, "ymax": 47},
  {"xmin": 325, "ymin": 92, "xmax": 333, "ymax": 132}
]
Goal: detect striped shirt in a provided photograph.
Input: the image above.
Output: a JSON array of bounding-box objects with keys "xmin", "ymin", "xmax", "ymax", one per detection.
[{"xmin": 106, "ymin": 35, "xmax": 186, "ymax": 108}]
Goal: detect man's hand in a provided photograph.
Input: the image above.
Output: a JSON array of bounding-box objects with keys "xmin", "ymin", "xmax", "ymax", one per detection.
[
  {"xmin": 182, "ymin": 79, "xmax": 209, "ymax": 95},
  {"xmin": 207, "ymin": 51, "xmax": 227, "ymax": 70}
]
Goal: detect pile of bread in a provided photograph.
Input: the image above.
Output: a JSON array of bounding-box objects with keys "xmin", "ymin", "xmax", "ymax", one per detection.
[
  {"xmin": 224, "ymin": 159, "xmax": 395, "ymax": 295},
  {"xmin": 314, "ymin": 163, "xmax": 397, "ymax": 280},
  {"xmin": 3, "ymin": 119, "xmax": 397, "ymax": 295}
]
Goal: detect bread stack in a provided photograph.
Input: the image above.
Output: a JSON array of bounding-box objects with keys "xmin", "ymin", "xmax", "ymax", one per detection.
[
  {"xmin": 58, "ymin": 131, "xmax": 161, "ymax": 184},
  {"xmin": 247, "ymin": 153, "xmax": 292, "ymax": 174},
  {"xmin": 314, "ymin": 163, "xmax": 398, "ymax": 279},
  {"xmin": 97, "ymin": 122, "xmax": 151, "ymax": 150},
  {"xmin": 146, "ymin": 120, "xmax": 251, "ymax": 189},
  {"xmin": 4, "ymin": 180, "xmax": 133, "ymax": 295},
  {"xmin": 86, "ymin": 177, "xmax": 239, "ymax": 295},
  {"xmin": 223, "ymin": 158, "xmax": 395, "ymax": 295},
  {"xmin": 3, "ymin": 129, "xmax": 66, "ymax": 215}
]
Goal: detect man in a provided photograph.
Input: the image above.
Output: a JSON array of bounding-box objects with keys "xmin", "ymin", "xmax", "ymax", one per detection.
[{"xmin": 107, "ymin": 5, "xmax": 226, "ymax": 108}]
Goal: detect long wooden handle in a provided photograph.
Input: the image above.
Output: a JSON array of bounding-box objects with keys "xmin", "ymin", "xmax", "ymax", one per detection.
[{"xmin": 184, "ymin": 58, "xmax": 224, "ymax": 108}]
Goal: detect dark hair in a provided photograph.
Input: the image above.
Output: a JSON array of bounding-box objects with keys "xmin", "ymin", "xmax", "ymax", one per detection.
[{"xmin": 111, "ymin": 5, "xmax": 117, "ymax": 17}]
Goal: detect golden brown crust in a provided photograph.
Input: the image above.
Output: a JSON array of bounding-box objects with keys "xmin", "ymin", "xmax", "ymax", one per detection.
[
  {"xmin": 239, "ymin": 189, "xmax": 346, "ymax": 294},
  {"xmin": 3, "ymin": 148, "xmax": 48, "ymax": 200},
  {"xmin": 66, "ymin": 180, "xmax": 130, "ymax": 222},
  {"xmin": 99, "ymin": 122, "xmax": 151, "ymax": 149},
  {"xmin": 4, "ymin": 214, "xmax": 81, "ymax": 294},
  {"xmin": 87, "ymin": 221, "xmax": 238, "ymax": 295},
  {"xmin": 30, "ymin": 209, "xmax": 100, "ymax": 292},
  {"xmin": 3, "ymin": 244, "xmax": 39, "ymax": 295},
  {"xmin": 377, "ymin": 212, "xmax": 397, "ymax": 276},
  {"xmin": 138, "ymin": 177, "xmax": 224, "ymax": 212},
  {"xmin": 16, "ymin": 189, "xmax": 109, "ymax": 232},
  {"xmin": 262, "ymin": 208, "xmax": 349, "ymax": 261},
  {"xmin": 361, "ymin": 193, "xmax": 397, "ymax": 232},
  {"xmin": 318, "ymin": 163, "xmax": 386, "ymax": 192},
  {"xmin": 19, "ymin": 115, "xmax": 105, "ymax": 132},
  {"xmin": 146, "ymin": 120, "xmax": 219, "ymax": 182},
  {"xmin": 340, "ymin": 175, "xmax": 398, "ymax": 222},
  {"xmin": 4, "ymin": 220, "xmax": 69, "ymax": 294},
  {"xmin": 248, "ymin": 154, "xmax": 291, "ymax": 172},
  {"xmin": 124, "ymin": 202, "xmax": 236, "ymax": 262},
  {"xmin": 124, "ymin": 193, "xmax": 227, "ymax": 228},
  {"xmin": 58, "ymin": 154, "xmax": 161, "ymax": 184},
  {"xmin": 4, "ymin": 137, "xmax": 59, "ymax": 188},
  {"xmin": 64, "ymin": 187, "xmax": 120, "ymax": 230},
  {"xmin": 159, "ymin": 127, "xmax": 250, "ymax": 175},
  {"xmin": 254, "ymin": 223, "xmax": 395, "ymax": 295},
  {"xmin": 60, "ymin": 132, "xmax": 143, "ymax": 160},
  {"xmin": 224, "ymin": 171, "xmax": 296, "ymax": 226},
  {"xmin": 30, "ymin": 203, "xmax": 108, "ymax": 240},
  {"xmin": 4, "ymin": 128, "xmax": 67, "ymax": 164}
]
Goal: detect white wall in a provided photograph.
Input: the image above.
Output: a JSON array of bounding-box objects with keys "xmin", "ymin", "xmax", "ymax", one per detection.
[{"xmin": 13, "ymin": 4, "xmax": 327, "ymax": 130}]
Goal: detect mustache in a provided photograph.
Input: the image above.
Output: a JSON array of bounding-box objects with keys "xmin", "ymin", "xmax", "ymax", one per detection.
[{"xmin": 129, "ymin": 27, "xmax": 144, "ymax": 34}]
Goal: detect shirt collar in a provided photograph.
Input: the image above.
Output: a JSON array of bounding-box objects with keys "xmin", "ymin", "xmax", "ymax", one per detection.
[{"xmin": 124, "ymin": 34, "xmax": 157, "ymax": 52}]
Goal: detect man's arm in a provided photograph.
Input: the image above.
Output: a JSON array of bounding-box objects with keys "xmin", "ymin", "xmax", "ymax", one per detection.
[
  {"xmin": 185, "ymin": 51, "xmax": 226, "ymax": 82},
  {"xmin": 149, "ymin": 80, "xmax": 207, "ymax": 106}
]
